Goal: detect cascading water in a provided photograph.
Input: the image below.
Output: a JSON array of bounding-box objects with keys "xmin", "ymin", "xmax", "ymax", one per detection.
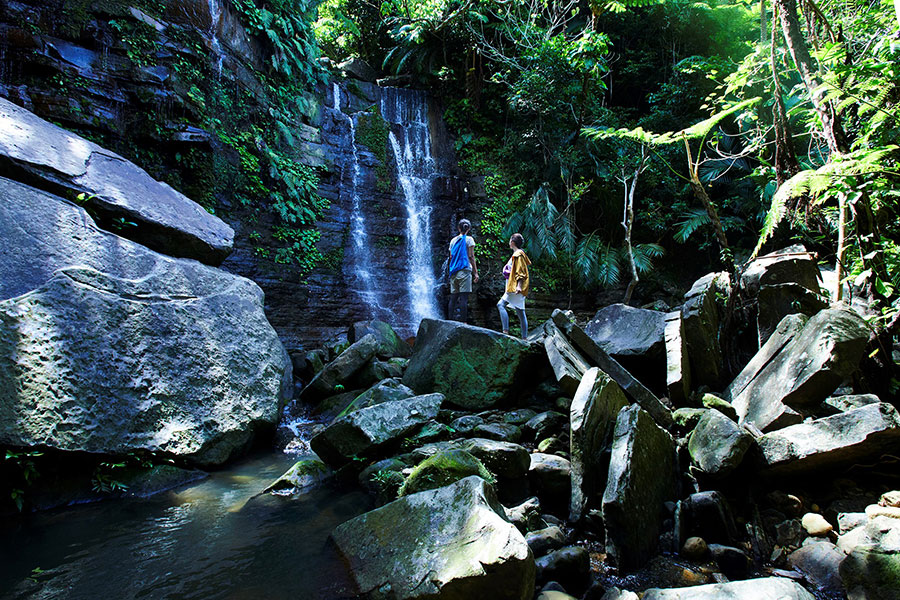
[
  {"xmin": 207, "ymin": 0, "xmax": 224, "ymax": 76},
  {"xmin": 331, "ymin": 83, "xmax": 385, "ymax": 318},
  {"xmin": 380, "ymin": 87, "xmax": 442, "ymax": 326}
]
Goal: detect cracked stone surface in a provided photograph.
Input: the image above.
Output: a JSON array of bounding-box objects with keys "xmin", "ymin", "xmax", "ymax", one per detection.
[{"xmin": 0, "ymin": 97, "xmax": 233, "ymax": 265}]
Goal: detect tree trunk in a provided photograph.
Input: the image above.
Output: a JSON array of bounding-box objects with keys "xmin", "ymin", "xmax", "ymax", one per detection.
[
  {"xmin": 683, "ymin": 137, "xmax": 735, "ymax": 278},
  {"xmin": 771, "ymin": 9, "xmax": 801, "ymax": 185},
  {"xmin": 835, "ymin": 191, "xmax": 847, "ymax": 301}
]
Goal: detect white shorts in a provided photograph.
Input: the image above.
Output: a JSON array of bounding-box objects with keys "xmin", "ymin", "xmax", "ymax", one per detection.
[{"xmin": 500, "ymin": 292, "xmax": 526, "ymax": 310}]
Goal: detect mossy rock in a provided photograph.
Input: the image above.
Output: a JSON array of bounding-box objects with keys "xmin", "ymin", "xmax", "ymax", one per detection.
[
  {"xmin": 399, "ymin": 449, "xmax": 495, "ymax": 497},
  {"xmin": 263, "ymin": 458, "xmax": 331, "ymax": 494}
]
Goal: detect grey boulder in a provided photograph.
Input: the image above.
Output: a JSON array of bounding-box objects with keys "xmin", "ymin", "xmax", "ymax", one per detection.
[
  {"xmin": 310, "ymin": 393, "xmax": 443, "ymax": 467},
  {"xmin": 302, "ymin": 334, "xmax": 380, "ymax": 403},
  {"xmin": 687, "ymin": 409, "xmax": 753, "ymax": 478},
  {"xmin": 404, "ymin": 319, "xmax": 542, "ymax": 410},
  {"xmin": 681, "ymin": 272, "xmax": 730, "ymax": 389},
  {"xmin": 331, "ymin": 476, "xmax": 535, "ymax": 600},
  {"xmin": 642, "ymin": 577, "xmax": 815, "ymax": 600},
  {"xmin": 348, "ymin": 320, "xmax": 412, "ymax": 358},
  {"xmin": 0, "ymin": 97, "xmax": 233, "ymax": 265},
  {"xmin": 584, "ymin": 304, "xmax": 666, "ymax": 359},
  {"xmin": 0, "ymin": 179, "xmax": 287, "ymax": 466}
]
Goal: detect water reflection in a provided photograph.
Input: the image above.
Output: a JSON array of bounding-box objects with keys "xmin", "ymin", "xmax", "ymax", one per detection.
[{"xmin": 0, "ymin": 453, "xmax": 369, "ymax": 600}]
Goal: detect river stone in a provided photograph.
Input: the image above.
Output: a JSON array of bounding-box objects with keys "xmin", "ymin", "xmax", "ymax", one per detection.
[
  {"xmin": 681, "ymin": 272, "xmax": 730, "ymax": 389},
  {"xmin": 688, "ymin": 409, "xmax": 753, "ymax": 478},
  {"xmin": 309, "ymin": 393, "xmax": 443, "ymax": 467},
  {"xmin": 569, "ymin": 367, "xmax": 628, "ymax": 523},
  {"xmin": 584, "ymin": 304, "xmax": 666, "ymax": 359},
  {"xmin": 683, "ymin": 491, "xmax": 739, "ymax": 544},
  {"xmin": 602, "ymin": 405, "xmax": 677, "ymax": 569},
  {"xmin": 453, "ymin": 438, "xmax": 531, "ymax": 479},
  {"xmin": 332, "ymin": 476, "xmax": 535, "ymax": 600},
  {"xmin": 302, "ymin": 334, "xmax": 380, "ymax": 402},
  {"xmin": 802, "ymin": 513, "xmax": 834, "ymax": 536},
  {"xmin": 403, "ymin": 319, "xmax": 542, "ymax": 410},
  {"xmin": 473, "ymin": 422, "xmax": 522, "ymax": 443},
  {"xmin": 0, "ymin": 98, "xmax": 233, "ymax": 265},
  {"xmin": 399, "ymin": 449, "xmax": 493, "ymax": 496},
  {"xmin": 664, "ymin": 311, "xmax": 691, "ymax": 405},
  {"xmin": 841, "ymin": 547, "xmax": 900, "ymax": 600},
  {"xmin": 544, "ymin": 321, "xmax": 590, "ymax": 396},
  {"xmin": 348, "ymin": 320, "xmax": 412, "ymax": 358},
  {"xmin": 529, "ymin": 453, "xmax": 572, "ymax": 513},
  {"xmin": 535, "ymin": 546, "xmax": 590, "ymax": 596},
  {"xmin": 336, "ymin": 378, "xmax": 416, "ymax": 418},
  {"xmin": 758, "ymin": 403, "xmax": 900, "ymax": 475},
  {"xmin": 526, "ymin": 411, "xmax": 568, "ymax": 442},
  {"xmin": 641, "ymin": 577, "xmax": 815, "ymax": 600},
  {"xmin": 0, "ymin": 179, "xmax": 287, "ymax": 466},
  {"xmin": 526, "ymin": 526, "xmax": 567, "ymax": 556},
  {"xmin": 741, "ymin": 244, "xmax": 821, "ymax": 296},
  {"xmin": 788, "ymin": 541, "xmax": 845, "ymax": 596},
  {"xmin": 550, "ymin": 310, "xmax": 672, "ymax": 429},
  {"xmin": 729, "ymin": 309, "xmax": 868, "ymax": 433},
  {"xmin": 757, "ymin": 283, "xmax": 828, "ymax": 347},
  {"xmin": 263, "ymin": 458, "xmax": 331, "ymax": 494},
  {"xmin": 824, "ymin": 393, "xmax": 881, "ymax": 414}
]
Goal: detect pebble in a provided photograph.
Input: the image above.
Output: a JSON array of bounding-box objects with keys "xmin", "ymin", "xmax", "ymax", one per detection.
[
  {"xmin": 681, "ymin": 536, "xmax": 709, "ymax": 560},
  {"xmin": 878, "ymin": 490, "xmax": 900, "ymax": 508},
  {"xmin": 802, "ymin": 512, "xmax": 833, "ymax": 536}
]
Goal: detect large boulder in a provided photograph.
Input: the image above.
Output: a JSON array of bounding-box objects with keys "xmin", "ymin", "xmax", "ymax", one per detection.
[
  {"xmin": 399, "ymin": 449, "xmax": 494, "ymax": 496},
  {"xmin": 569, "ymin": 367, "xmax": 628, "ymax": 522},
  {"xmin": 839, "ymin": 504, "xmax": 900, "ymax": 600},
  {"xmin": 302, "ymin": 334, "xmax": 380, "ymax": 403},
  {"xmin": 403, "ymin": 319, "xmax": 543, "ymax": 410},
  {"xmin": 584, "ymin": 304, "xmax": 666, "ymax": 359},
  {"xmin": 348, "ymin": 320, "xmax": 412, "ymax": 358},
  {"xmin": 310, "ymin": 393, "xmax": 443, "ymax": 467},
  {"xmin": 544, "ymin": 321, "xmax": 590, "ymax": 396},
  {"xmin": 741, "ymin": 244, "xmax": 821, "ymax": 296},
  {"xmin": 0, "ymin": 98, "xmax": 233, "ymax": 265},
  {"xmin": 602, "ymin": 405, "xmax": 677, "ymax": 569},
  {"xmin": 729, "ymin": 309, "xmax": 869, "ymax": 433},
  {"xmin": 331, "ymin": 476, "xmax": 535, "ymax": 600},
  {"xmin": 680, "ymin": 272, "xmax": 730, "ymax": 389},
  {"xmin": 758, "ymin": 402, "xmax": 900, "ymax": 476},
  {"xmin": 336, "ymin": 378, "xmax": 416, "ymax": 418},
  {"xmin": 0, "ymin": 178, "xmax": 287, "ymax": 466},
  {"xmin": 687, "ymin": 410, "xmax": 753, "ymax": 478},
  {"xmin": 757, "ymin": 284, "xmax": 827, "ymax": 347},
  {"xmin": 642, "ymin": 577, "xmax": 815, "ymax": 600}
]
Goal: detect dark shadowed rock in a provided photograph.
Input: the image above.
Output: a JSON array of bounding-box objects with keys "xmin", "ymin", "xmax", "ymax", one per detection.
[
  {"xmin": 332, "ymin": 476, "xmax": 535, "ymax": 600},
  {"xmin": 741, "ymin": 244, "xmax": 821, "ymax": 296},
  {"xmin": 729, "ymin": 309, "xmax": 868, "ymax": 432},
  {"xmin": 642, "ymin": 577, "xmax": 815, "ymax": 600},
  {"xmin": 337, "ymin": 57, "xmax": 378, "ymax": 82},
  {"xmin": 682, "ymin": 491, "xmax": 739, "ymax": 545},
  {"xmin": 302, "ymin": 334, "xmax": 380, "ymax": 402},
  {"xmin": 0, "ymin": 178, "xmax": 287, "ymax": 466},
  {"xmin": 403, "ymin": 319, "xmax": 543, "ymax": 410},
  {"xmin": 0, "ymin": 98, "xmax": 233, "ymax": 265},
  {"xmin": 602, "ymin": 405, "xmax": 677, "ymax": 569},
  {"xmin": 788, "ymin": 541, "xmax": 845, "ymax": 596},
  {"xmin": 527, "ymin": 526, "xmax": 567, "ymax": 556},
  {"xmin": 535, "ymin": 546, "xmax": 590, "ymax": 596},
  {"xmin": 688, "ymin": 410, "xmax": 753, "ymax": 478},
  {"xmin": 348, "ymin": 320, "xmax": 412, "ymax": 358},
  {"xmin": 758, "ymin": 403, "xmax": 900, "ymax": 475},
  {"xmin": 569, "ymin": 367, "xmax": 628, "ymax": 522},
  {"xmin": 544, "ymin": 321, "xmax": 590, "ymax": 396},
  {"xmin": 526, "ymin": 411, "xmax": 568, "ymax": 442},
  {"xmin": 680, "ymin": 272, "xmax": 729, "ymax": 389},
  {"xmin": 585, "ymin": 304, "xmax": 666, "ymax": 359},
  {"xmin": 529, "ymin": 453, "xmax": 572, "ymax": 514},
  {"xmin": 263, "ymin": 458, "xmax": 332, "ymax": 495},
  {"xmin": 309, "ymin": 393, "xmax": 443, "ymax": 467},
  {"xmin": 757, "ymin": 283, "xmax": 828, "ymax": 346},
  {"xmin": 335, "ymin": 378, "xmax": 416, "ymax": 418}
]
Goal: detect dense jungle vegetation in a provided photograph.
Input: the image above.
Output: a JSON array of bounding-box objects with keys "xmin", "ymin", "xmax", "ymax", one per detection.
[{"xmin": 315, "ymin": 0, "xmax": 899, "ymax": 334}]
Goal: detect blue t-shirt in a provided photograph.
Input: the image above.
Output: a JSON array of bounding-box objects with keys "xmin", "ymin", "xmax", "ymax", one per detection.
[{"xmin": 449, "ymin": 234, "xmax": 474, "ymax": 276}]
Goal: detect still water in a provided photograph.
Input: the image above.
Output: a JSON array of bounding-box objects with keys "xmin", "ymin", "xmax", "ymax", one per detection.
[{"xmin": 0, "ymin": 453, "xmax": 371, "ymax": 600}]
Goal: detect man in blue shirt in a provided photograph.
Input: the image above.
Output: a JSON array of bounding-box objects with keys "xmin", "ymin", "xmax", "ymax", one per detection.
[{"xmin": 448, "ymin": 219, "xmax": 479, "ymax": 322}]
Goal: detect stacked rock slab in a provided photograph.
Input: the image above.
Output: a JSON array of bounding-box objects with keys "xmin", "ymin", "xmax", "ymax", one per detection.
[
  {"xmin": 758, "ymin": 402, "xmax": 900, "ymax": 475},
  {"xmin": 583, "ymin": 304, "xmax": 666, "ymax": 360},
  {"xmin": 348, "ymin": 319, "xmax": 412, "ymax": 358},
  {"xmin": 0, "ymin": 98, "xmax": 234, "ymax": 265},
  {"xmin": 663, "ymin": 311, "xmax": 690, "ymax": 405},
  {"xmin": 602, "ymin": 405, "xmax": 677, "ymax": 569},
  {"xmin": 680, "ymin": 272, "xmax": 729, "ymax": 389},
  {"xmin": 569, "ymin": 367, "xmax": 628, "ymax": 522},
  {"xmin": 544, "ymin": 320, "xmax": 591, "ymax": 396},
  {"xmin": 331, "ymin": 476, "xmax": 535, "ymax": 600},
  {"xmin": 729, "ymin": 308, "xmax": 869, "ymax": 433},
  {"xmin": 403, "ymin": 319, "xmax": 542, "ymax": 410},
  {"xmin": 310, "ymin": 393, "xmax": 443, "ymax": 467},
  {"xmin": 301, "ymin": 334, "xmax": 380, "ymax": 402},
  {"xmin": 0, "ymin": 177, "xmax": 287, "ymax": 466}
]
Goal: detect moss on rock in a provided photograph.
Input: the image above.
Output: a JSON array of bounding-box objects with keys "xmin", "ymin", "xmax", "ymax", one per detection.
[{"xmin": 399, "ymin": 449, "xmax": 495, "ymax": 497}]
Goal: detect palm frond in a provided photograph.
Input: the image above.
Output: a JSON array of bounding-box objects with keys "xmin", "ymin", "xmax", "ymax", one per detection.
[{"xmin": 673, "ymin": 208, "xmax": 710, "ymax": 243}]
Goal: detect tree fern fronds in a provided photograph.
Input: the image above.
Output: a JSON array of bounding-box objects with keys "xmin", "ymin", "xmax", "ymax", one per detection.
[
  {"xmin": 632, "ymin": 243, "xmax": 665, "ymax": 273},
  {"xmin": 673, "ymin": 208, "xmax": 710, "ymax": 243}
]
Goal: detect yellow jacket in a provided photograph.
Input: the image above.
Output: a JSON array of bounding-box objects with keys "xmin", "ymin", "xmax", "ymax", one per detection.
[{"xmin": 505, "ymin": 249, "xmax": 531, "ymax": 296}]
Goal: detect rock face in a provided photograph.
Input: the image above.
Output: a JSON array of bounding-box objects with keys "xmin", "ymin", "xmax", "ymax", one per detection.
[
  {"xmin": 331, "ymin": 476, "xmax": 535, "ymax": 600},
  {"xmin": 0, "ymin": 98, "xmax": 234, "ymax": 265},
  {"xmin": 758, "ymin": 402, "xmax": 900, "ymax": 475},
  {"xmin": 688, "ymin": 410, "xmax": 753, "ymax": 478},
  {"xmin": 756, "ymin": 284, "xmax": 827, "ymax": 347},
  {"xmin": 0, "ymin": 177, "xmax": 288, "ymax": 466},
  {"xmin": 403, "ymin": 319, "xmax": 543, "ymax": 410},
  {"xmin": 569, "ymin": 368, "xmax": 628, "ymax": 522},
  {"xmin": 310, "ymin": 393, "xmax": 443, "ymax": 467},
  {"xmin": 302, "ymin": 334, "xmax": 380, "ymax": 402},
  {"xmin": 681, "ymin": 272, "xmax": 729, "ymax": 389},
  {"xmin": 584, "ymin": 304, "xmax": 666, "ymax": 359},
  {"xmin": 729, "ymin": 309, "xmax": 869, "ymax": 432},
  {"xmin": 642, "ymin": 577, "xmax": 815, "ymax": 600},
  {"xmin": 602, "ymin": 405, "xmax": 677, "ymax": 569},
  {"xmin": 664, "ymin": 311, "xmax": 690, "ymax": 405}
]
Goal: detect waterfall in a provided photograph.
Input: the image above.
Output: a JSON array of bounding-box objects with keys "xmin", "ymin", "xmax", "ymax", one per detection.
[
  {"xmin": 207, "ymin": 0, "xmax": 224, "ymax": 76},
  {"xmin": 331, "ymin": 83, "xmax": 384, "ymax": 317},
  {"xmin": 380, "ymin": 88, "xmax": 441, "ymax": 326}
]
